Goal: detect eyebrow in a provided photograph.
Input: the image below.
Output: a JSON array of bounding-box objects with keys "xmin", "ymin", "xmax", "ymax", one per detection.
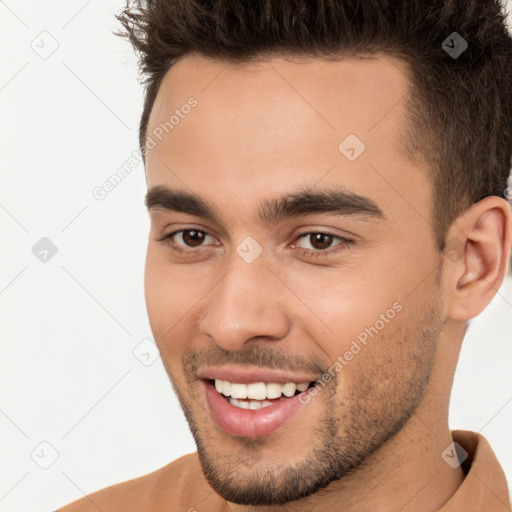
[{"xmin": 145, "ymin": 185, "xmax": 385, "ymax": 225}]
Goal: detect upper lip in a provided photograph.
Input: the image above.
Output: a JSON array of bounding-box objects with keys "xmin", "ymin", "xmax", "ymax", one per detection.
[{"xmin": 197, "ymin": 365, "xmax": 320, "ymax": 384}]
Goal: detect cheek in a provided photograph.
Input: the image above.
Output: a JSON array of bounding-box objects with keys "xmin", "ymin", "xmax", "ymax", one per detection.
[
  {"xmin": 282, "ymin": 270, "xmax": 402, "ymax": 356},
  {"xmin": 144, "ymin": 249, "xmax": 218, "ymax": 368},
  {"xmin": 145, "ymin": 244, "xmax": 195, "ymax": 303},
  {"xmin": 342, "ymin": 295, "xmax": 439, "ymax": 400},
  {"xmin": 144, "ymin": 249, "xmax": 191, "ymax": 345},
  {"xmin": 144, "ymin": 252, "xmax": 167, "ymax": 329}
]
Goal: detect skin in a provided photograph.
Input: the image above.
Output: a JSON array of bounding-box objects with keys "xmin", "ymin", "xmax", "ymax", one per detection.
[{"xmin": 142, "ymin": 53, "xmax": 512, "ymax": 511}]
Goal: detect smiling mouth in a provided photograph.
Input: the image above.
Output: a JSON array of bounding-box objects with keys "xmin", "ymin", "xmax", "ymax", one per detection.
[{"xmin": 208, "ymin": 378, "xmax": 317, "ymax": 410}]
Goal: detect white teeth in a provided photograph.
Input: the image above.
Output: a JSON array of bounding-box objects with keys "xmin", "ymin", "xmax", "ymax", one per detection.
[
  {"xmin": 247, "ymin": 382, "xmax": 267, "ymax": 400},
  {"xmin": 229, "ymin": 397, "xmax": 249, "ymax": 409},
  {"xmin": 230, "ymin": 383, "xmax": 248, "ymax": 399},
  {"xmin": 266, "ymin": 382, "xmax": 282, "ymax": 399},
  {"xmin": 296, "ymin": 382, "xmax": 309, "ymax": 392},
  {"xmin": 229, "ymin": 397, "xmax": 273, "ymax": 410},
  {"xmin": 282, "ymin": 382, "xmax": 297, "ymax": 397},
  {"xmin": 222, "ymin": 380, "xmax": 231, "ymax": 397},
  {"xmin": 214, "ymin": 379, "xmax": 311, "ymax": 400}
]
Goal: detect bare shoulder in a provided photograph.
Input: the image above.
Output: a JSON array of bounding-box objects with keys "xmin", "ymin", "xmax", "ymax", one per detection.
[{"xmin": 56, "ymin": 452, "xmax": 202, "ymax": 511}]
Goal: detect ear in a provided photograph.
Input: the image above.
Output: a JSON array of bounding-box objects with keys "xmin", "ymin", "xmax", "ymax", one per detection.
[{"xmin": 444, "ymin": 196, "xmax": 512, "ymax": 322}]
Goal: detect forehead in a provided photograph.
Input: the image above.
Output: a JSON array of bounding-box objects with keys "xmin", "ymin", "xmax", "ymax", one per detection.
[{"xmin": 145, "ymin": 53, "xmax": 430, "ymax": 228}]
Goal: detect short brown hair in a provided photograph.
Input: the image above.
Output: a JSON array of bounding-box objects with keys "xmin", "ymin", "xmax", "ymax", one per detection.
[{"xmin": 116, "ymin": 0, "xmax": 512, "ymax": 251}]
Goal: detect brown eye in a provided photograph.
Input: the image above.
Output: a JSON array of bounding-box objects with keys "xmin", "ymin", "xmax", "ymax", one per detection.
[
  {"xmin": 296, "ymin": 232, "xmax": 339, "ymax": 251},
  {"xmin": 292, "ymin": 231, "xmax": 353, "ymax": 259},
  {"xmin": 308, "ymin": 233, "xmax": 335, "ymax": 250},
  {"xmin": 158, "ymin": 228, "xmax": 219, "ymax": 255},
  {"xmin": 181, "ymin": 230, "xmax": 206, "ymax": 247}
]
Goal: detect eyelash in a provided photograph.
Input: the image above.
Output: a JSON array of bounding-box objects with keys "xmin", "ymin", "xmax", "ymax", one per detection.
[{"xmin": 157, "ymin": 228, "xmax": 354, "ymax": 260}]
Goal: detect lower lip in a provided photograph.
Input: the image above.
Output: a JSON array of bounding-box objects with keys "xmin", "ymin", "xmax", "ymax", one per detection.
[{"xmin": 203, "ymin": 380, "xmax": 310, "ymax": 438}]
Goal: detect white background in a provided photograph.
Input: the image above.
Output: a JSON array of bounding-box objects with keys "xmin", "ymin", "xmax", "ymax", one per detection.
[{"xmin": 1, "ymin": 1, "xmax": 511, "ymax": 510}]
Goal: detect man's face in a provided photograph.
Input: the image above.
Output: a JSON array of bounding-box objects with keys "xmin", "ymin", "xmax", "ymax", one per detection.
[{"xmin": 144, "ymin": 54, "xmax": 445, "ymax": 505}]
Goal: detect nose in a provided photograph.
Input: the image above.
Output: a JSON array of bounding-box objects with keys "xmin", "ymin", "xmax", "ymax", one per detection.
[{"xmin": 198, "ymin": 257, "xmax": 291, "ymax": 352}]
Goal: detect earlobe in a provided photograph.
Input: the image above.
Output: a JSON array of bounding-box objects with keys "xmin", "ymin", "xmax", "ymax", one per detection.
[{"xmin": 445, "ymin": 196, "xmax": 512, "ymax": 322}]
